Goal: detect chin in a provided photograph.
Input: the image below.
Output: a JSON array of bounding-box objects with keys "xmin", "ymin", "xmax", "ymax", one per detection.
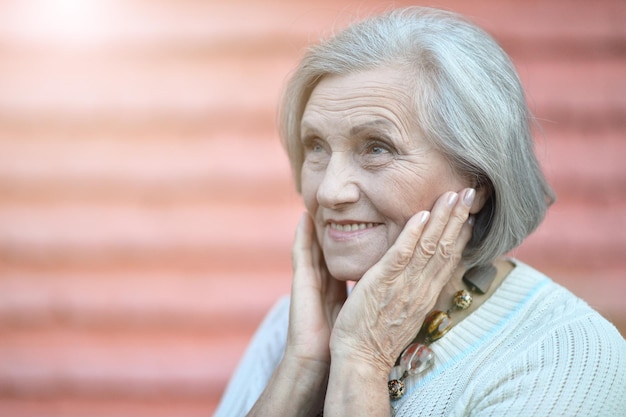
[{"xmin": 326, "ymin": 262, "xmax": 370, "ymax": 282}]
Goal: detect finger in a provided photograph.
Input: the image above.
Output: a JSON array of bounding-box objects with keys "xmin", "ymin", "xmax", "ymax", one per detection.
[
  {"xmin": 436, "ymin": 188, "xmax": 474, "ymax": 259},
  {"xmin": 409, "ymin": 191, "xmax": 460, "ymax": 267},
  {"xmin": 292, "ymin": 213, "xmax": 329, "ymax": 301},
  {"xmin": 292, "ymin": 213, "xmax": 315, "ymax": 274},
  {"xmin": 455, "ymin": 215, "xmax": 474, "ymax": 257},
  {"xmin": 364, "ymin": 210, "xmax": 431, "ymax": 277},
  {"xmin": 420, "ymin": 188, "xmax": 474, "ymax": 282},
  {"xmin": 293, "ymin": 213, "xmax": 347, "ymax": 316},
  {"xmin": 306, "ymin": 216, "xmax": 340, "ymax": 291}
]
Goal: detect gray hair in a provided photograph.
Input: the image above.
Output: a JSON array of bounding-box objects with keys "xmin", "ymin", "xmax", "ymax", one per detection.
[{"xmin": 279, "ymin": 6, "xmax": 555, "ymax": 267}]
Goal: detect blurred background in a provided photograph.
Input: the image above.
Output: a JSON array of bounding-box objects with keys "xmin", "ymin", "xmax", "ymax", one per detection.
[{"xmin": 0, "ymin": 0, "xmax": 624, "ymax": 416}]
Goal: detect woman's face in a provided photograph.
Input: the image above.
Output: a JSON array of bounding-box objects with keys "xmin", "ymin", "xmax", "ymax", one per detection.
[{"xmin": 300, "ymin": 67, "xmax": 470, "ymax": 281}]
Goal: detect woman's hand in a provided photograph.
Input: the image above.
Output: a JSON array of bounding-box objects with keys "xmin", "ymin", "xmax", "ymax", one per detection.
[
  {"xmin": 251, "ymin": 189, "xmax": 473, "ymax": 417},
  {"xmin": 329, "ymin": 188, "xmax": 475, "ymax": 376},
  {"xmin": 247, "ymin": 215, "xmax": 348, "ymax": 417},
  {"xmin": 321, "ymin": 188, "xmax": 475, "ymax": 416},
  {"xmin": 286, "ymin": 213, "xmax": 348, "ymax": 366}
]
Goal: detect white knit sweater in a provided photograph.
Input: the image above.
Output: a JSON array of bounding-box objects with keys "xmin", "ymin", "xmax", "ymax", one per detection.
[{"xmin": 214, "ymin": 261, "xmax": 626, "ymax": 416}]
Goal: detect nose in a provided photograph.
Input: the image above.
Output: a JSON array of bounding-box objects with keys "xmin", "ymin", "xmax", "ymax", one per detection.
[{"xmin": 316, "ymin": 152, "xmax": 360, "ymax": 209}]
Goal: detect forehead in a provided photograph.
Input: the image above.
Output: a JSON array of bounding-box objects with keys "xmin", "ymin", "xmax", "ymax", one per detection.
[{"xmin": 301, "ymin": 67, "xmax": 418, "ymax": 135}]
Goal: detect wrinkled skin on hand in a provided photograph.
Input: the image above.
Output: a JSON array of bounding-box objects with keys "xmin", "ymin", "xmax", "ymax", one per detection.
[
  {"xmin": 286, "ymin": 188, "xmax": 474, "ymax": 378},
  {"xmin": 329, "ymin": 189, "xmax": 474, "ymax": 372}
]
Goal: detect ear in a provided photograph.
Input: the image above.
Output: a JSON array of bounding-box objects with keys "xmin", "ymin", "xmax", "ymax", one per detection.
[{"xmin": 469, "ymin": 183, "xmax": 492, "ymax": 214}]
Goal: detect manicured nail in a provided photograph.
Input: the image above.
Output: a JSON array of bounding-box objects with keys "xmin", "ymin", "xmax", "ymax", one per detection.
[
  {"xmin": 419, "ymin": 211, "xmax": 430, "ymax": 224},
  {"xmin": 463, "ymin": 188, "xmax": 476, "ymax": 207},
  {"xmin": 447, "ymin": 192, "xmax": 459, "ymax": 207}
]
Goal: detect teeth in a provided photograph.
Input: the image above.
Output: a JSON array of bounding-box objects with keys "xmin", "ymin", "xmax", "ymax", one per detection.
[{"xmin": 330, "ymin": 223, "xmax": 376, "ymax": 232}]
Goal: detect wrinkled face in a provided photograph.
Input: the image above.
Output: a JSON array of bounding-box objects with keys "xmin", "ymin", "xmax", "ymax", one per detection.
[{"xmin": 300, "ymin": 67, "xmax": 470, "ymax": 281}]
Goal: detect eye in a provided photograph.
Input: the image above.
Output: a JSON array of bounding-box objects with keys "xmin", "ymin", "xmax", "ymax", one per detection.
[
  {"xmin": 369, "ymin": 144, "xmax": 389, "ymax": 155},
  {"xmin": 302, "ymin": 136, "xmax": 330, "ymax": 167},
  {"xmin": 302, "ymin": 135, "xmax": 324, "ymax": 152},
  {"xmin": 365, "ymin": 140, "xmax": 392, "ymax": 155},
  {"xmin": 311, "ymin": 143, "xmax": 325, "ymax": 153}
]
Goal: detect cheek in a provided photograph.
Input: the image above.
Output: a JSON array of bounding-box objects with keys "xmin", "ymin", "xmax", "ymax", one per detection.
[
  {"xmin": 382, "ymin": 160, "xmax": 468, "ymax": 213},
  {"xmin": 370, "ymin": 171, "xmax": 437, "ymax": 221},
  {"xmin": 300, "ymin": 167, "xmax": 320, "ymax": 213},
  {"xmin": 368, "ymin": 167, "xmax": 464, "ymax": 234},
  {"xmin": 394, "ymin": 181, "xmax": 438, "ymax": 214}
]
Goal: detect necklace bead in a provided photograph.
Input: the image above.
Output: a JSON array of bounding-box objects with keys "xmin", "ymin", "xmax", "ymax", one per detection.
[
  {"xmin": 399, "ymin": 342, "xmax": 434, "ymax": 376},
  {"xmin": 388, "ymin": 264, "xmax": 494, "ymax": 401},
  {"xmin": 453, "ymin": 289, "xmax": 473, "ymax": 310},
  {"xmin": 388, "ymin": 379, "xmax": 405, "ymax": 400},
  {"xmin": 423, "ymin": 310, "xmax": 452, "ymax": 342}
]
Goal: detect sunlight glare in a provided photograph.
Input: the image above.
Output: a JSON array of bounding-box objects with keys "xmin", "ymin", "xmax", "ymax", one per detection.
[{"xmin": 12, "ymin": 0, "xmax": 114, "ymax": 47}]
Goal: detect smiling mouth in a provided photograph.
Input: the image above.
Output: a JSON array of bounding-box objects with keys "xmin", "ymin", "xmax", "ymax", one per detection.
[{"xmin": 329, "ymin": 222, "xmax": 379, "ymax": 232}]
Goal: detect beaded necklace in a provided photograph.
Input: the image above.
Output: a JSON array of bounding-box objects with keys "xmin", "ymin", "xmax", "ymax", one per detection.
[
  {"xmin": 315, "ymin": 264, "xmax": 497, "ymax": 417},
  {"xmin": 387, "ymin": 263, "xmax": 497, "ymax": 400}
]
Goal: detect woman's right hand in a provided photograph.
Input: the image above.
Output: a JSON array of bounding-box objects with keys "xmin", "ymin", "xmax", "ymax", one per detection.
[
  {"xmin": 247, "ymin": 214, "xmax": 346, "ymax": 417},
  {"xmin": 285, "ymin": 213, "xmax": 348, "ymax": 368}
]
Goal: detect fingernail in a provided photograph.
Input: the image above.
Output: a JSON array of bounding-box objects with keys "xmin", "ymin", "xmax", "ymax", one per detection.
[
  {"xmin": 468, "ymin": 215, "xmax": 475, "ymax": 226},
  {"xmin": 463, "ymin": 188, "xmax": 476, "ymax": 207},
  {"xmin": 447, "ymin": 192, "xmax": 459, "ymax": 207},
  {"xmin": 419, "ymin": 211, "xmax": 430, "ymax": 224}
]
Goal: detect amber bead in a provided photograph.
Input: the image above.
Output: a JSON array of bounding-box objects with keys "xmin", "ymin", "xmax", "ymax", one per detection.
[{"xmin": 423, "ymin": 310, "xmax": 452, "ymax": 342}]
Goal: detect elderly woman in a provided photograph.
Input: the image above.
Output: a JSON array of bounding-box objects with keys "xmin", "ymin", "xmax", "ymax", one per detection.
[{"xmin": 214, "ymin": 7, "xmax": 626, "ymax": 417}]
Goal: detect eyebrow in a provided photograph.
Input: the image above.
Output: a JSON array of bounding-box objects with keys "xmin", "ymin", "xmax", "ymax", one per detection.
[
  {"xmin": 299, "ymin": 123, "xmax": 321, "ymax": 143},
  {"xmin": 349, "ymin": 119, "xmax": 394, "ymax": 136},
  {"xmin": 300, "ymin": 118, "xmax": 395, "ymax": 139}
]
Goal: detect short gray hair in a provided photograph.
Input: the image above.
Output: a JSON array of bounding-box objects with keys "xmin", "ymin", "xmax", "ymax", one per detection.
[{"xmin": 279, "ymin": 6, "xmax": 555, "ymax": 267}]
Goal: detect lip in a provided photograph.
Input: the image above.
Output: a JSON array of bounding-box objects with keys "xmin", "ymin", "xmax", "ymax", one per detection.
[{"xmin": 325, "ymin": 219, "xmax": 382, "ymax": 241}]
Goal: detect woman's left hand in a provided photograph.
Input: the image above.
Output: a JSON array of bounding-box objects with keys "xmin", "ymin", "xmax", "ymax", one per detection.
[{"xmin": 328, "ymin": 188, "xmax": 475, "ymax": 375}]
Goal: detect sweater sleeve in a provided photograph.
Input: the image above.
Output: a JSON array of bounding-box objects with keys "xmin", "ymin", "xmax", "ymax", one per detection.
[
  {"xmin": 213, "ymin": 296, "xmax": 290, "ymax": 417},
  {"xmin": 467, "ymin": 313, "xmax": 626, "ymax": 417}
]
